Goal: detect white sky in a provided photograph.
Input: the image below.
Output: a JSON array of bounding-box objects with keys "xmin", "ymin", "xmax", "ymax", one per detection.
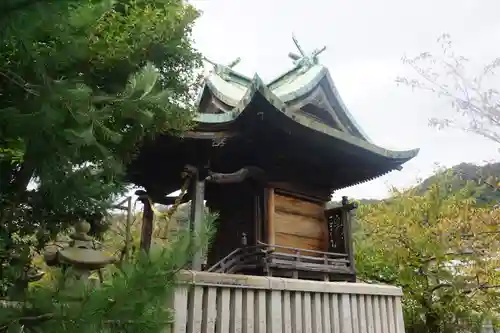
[{"xmin": 187, "ymin": 0, "xmax": 500, "ymax": 200}]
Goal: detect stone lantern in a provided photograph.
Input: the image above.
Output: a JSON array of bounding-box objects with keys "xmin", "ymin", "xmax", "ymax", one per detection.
[{"xmin": 43, "ymin": 220, "xmax": 115, "ymax": 286}]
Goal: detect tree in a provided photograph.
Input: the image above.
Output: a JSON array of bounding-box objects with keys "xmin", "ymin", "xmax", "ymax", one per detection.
[
  {"xmin": 396, "ymin": 34, "xmax": 500, "ymax": 144},
  {"xmin": 102, "ymin": 201, "xmax": 206, "ymax": 262},
  {"xmin": 0, "ymin": 0, "xmax": 202, "ymax": 298},
  {"xmin": 355, "ymin": 172, "xmax": 500, "ymax": 333},
  {"xmin": 0, "ymin": 213, "xmax": 217, "ymax": 333}
]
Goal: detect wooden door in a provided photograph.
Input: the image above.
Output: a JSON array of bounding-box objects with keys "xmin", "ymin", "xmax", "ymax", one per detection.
[{"xmin": 273, "ymin": 193, "xmax": 328, "ymax": 255}]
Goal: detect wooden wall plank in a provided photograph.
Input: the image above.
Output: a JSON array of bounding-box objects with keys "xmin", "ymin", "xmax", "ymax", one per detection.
[
  {"xmin": 273, "ymin": 193, "xmax": 329, "ymax": 254},
  {"xmin": 274, "ymin": 233, "xmax": 323, "ymax": 254},
  {"xmin": 274, "ymin": 211, "xmax": 324, "ymax": 238},
  {"xmin": 274, "ymin": 194, "xmax": 325, "ymax": 218}
]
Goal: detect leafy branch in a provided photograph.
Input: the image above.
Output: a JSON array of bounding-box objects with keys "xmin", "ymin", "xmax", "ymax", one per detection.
[{"xmin": 396, "ymin": 33, "xmax": 500, "ymax": 145}]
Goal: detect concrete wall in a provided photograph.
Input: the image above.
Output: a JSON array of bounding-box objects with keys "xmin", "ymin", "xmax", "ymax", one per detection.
[{"xmin": 169, "ymin": 271, "xmax": 406, "ymax": 333}]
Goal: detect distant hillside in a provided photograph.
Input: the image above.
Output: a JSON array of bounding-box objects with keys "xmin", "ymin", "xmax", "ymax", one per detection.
[
  {"xmin": 356, "ymin": 199, "xmax": 383, "ymax": 205},
  {"xmin": 416, "ymin": 162, "xmax": 500, "ymax": 205},
  {"xmin": 352, "ymin": 162, "xmax": 500, "ymax": 206}
]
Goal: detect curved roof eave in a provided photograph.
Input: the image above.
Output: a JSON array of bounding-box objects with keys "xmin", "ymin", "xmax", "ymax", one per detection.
[
  {"xmin": 321, "ymin": 71, "xmax": 372, "ymax": 142},
  {"xmin": 204, "ymin": 64, "xmax": 374, "ymax": 143},
  {"xmin": 195, "ymin": 74, "xmax": 420, "ymax": 162},
  {"xmin": 268, "ymin": 64, "xmax": 327, "ymax": 102},
  {"xmin": 204, "ymin": 73, "xmax": 248, "ymax": 107},
  {"xmin": 272, "ymin": 65, "xmax": 372, "ymax": 143},
  {"xmin": 203, "ymin": 64, "xmax": 329, "ymax": 106},
  {"xmin": 333, "ymin": 169, "xmax": 393, "ymax": 192}
]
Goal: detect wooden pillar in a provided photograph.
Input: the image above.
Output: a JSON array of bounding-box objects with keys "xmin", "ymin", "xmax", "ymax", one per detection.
[
  {"xmin": 266, "ymin": 188, "xmax": 275, "ymax": 246},
  {"xmin": 342, "ymin": 196, "xmax": 355, "ymax": 272},
  {"xmin": 190, "ymin": 170, "xmax": 206, "ymax": 271},
  {"xmin": 253, "ymin": 193, "xmax": 262, "ymax": 245},
  {"xmin": 140, "ymin": 196, "xmax": 154, "ymax": 254}
]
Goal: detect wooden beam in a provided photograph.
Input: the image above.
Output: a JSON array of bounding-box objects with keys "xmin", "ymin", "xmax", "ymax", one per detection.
[
  {"xmin": 267, "ymin": 188, "xmax": 275, "ymax": 246},
  {"xmin": 205, "ymin": 166, "xmax": 265, "ymax": 184}
]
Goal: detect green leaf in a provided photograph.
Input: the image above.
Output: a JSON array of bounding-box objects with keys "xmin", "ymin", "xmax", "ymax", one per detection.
[
  {"xmin": 123, "ymin": 62, "xmax": 161, "ymax": 100},
  {"xmin": 135, "ymin": 109, "xmax": 155, "ymax": 125},
  {"xmin": 64, "ymin": 126, "xmax": 95, "ymax": 146},
  {"xmin": 97, "ymin": 123, "xmax": 123, "ymax": 144}
]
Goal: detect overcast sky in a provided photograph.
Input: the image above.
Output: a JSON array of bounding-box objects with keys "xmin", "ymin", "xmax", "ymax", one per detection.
[{"xmin": 188, "ymin": 0, "xmax": 500, "ymax": 200}]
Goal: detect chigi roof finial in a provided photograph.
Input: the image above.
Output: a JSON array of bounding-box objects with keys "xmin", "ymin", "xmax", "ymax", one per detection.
[
  {"xmin": 202, "ymin": 56, "xmax": 242, "ymax": 81},
  {"xmin": 288, "ymin": 34, "xmax": 326, "ymax": 67},
  {"xmin": 203, "ymin": 56, "xmax": 241, "ymax": 70},
  {"xmin": 226, "ymin": 57, "xmax": 241, "ymax": 68}
]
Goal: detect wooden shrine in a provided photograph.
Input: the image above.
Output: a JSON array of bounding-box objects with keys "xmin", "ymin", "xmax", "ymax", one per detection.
[{"xmin": 126, "ymin": 37, "xmax": 419, "ymax": 282}]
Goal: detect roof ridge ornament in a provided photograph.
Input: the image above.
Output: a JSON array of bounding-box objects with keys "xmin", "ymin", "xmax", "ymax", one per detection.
[
  {"xmin": 288, "ymin": 34, "xmax": 326, "ymax": 71},
  {"xmin": 203, "ymin": 56, "xmax": 242, "ymax": 81}
]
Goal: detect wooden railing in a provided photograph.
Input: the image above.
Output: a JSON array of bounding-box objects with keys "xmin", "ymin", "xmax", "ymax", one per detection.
[
  {"xmin": 168, "ymin": 270, "xmax": 405, "ymax": 333},
  {"xmin": 207, "ymin": 242, "xmax": 354, "ymax": 280},
  {"xmin": 257, "ymin": 241, "xmax": 348, "ymax": 259},
  {"xmin": 207, "ymin": 245, "xmax": 268, "ymax": 274},
  {"xmin": 207, "ymin": 242, "xmax": 353, "ymax": 278}
]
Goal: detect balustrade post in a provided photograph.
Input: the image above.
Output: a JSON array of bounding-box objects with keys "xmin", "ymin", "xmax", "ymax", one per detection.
[{"xmin": 342, "ymin": 196, "xmax": 355, "ymax": 275}]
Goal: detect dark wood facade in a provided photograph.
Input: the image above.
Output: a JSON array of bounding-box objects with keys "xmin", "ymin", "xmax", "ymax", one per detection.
[
  {"xmin": 126, "ymin": 49, "xmax": 418, "ymax": 282},
  {"xmin": 200, "ymin": 178, "xmax": 357, "ymax": 281},
  {"xmin": 273, "ymin": 192, "xmax": 328, "ymax": 255}
]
